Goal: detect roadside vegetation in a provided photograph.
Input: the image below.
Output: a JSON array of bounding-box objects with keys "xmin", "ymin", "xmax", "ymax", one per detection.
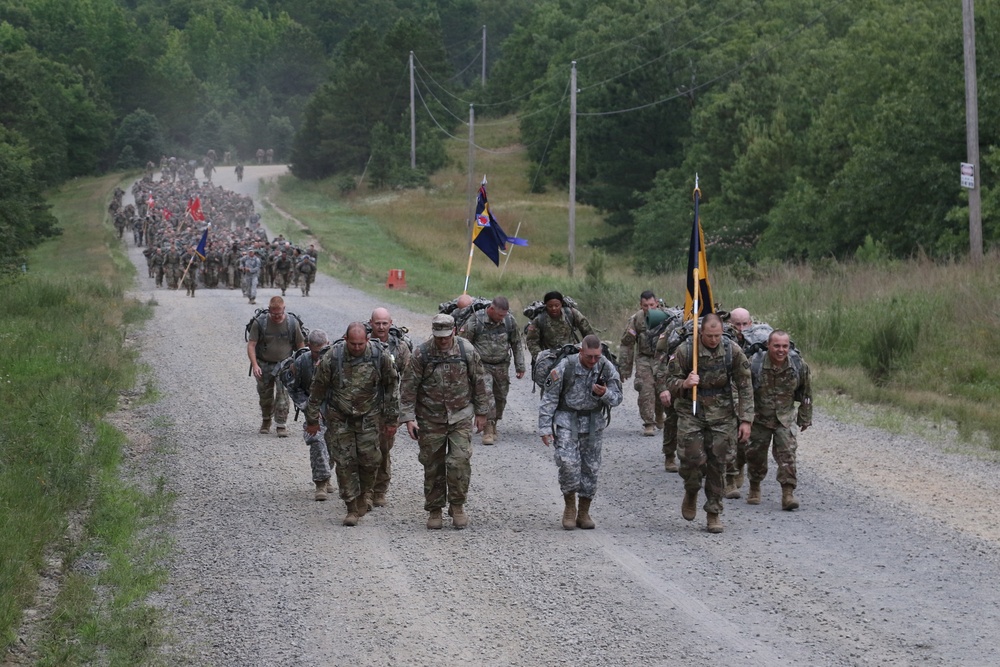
[{"xmin": 0, "ymin": 174, "xmax": 167, "ymax": 662}]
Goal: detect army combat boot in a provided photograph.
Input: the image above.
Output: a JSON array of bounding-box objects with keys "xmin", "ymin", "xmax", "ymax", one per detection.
[
  {"xmin": 275, "ymin": 423, "xmax": 288, "ymax": 438},
  {"xmin": 314, "ymin": 480, "xmax": 328, "ymax": 502},
  {"xmin": 781, "ymin": 484, "xmax": 799, "ymax": 511},
  {"xmin": 643, "ymin": 424, "xmax": 656, "ymax": 437},
  {"xmin": 259, "ymin": 418, "xmax": 272, "ymax": 434},
  {"xmin": 682, "ymin": 488, "xmax": 699, "ymax": 521},
  {"xmin": 724, "ymin": 475, "xmax": 741, "ymax": 499},
  {"xmin": 576, "ymin": 497, "xmax": 596, "ymax": 529},
  {"xmin": 450, "ymin": 504, "xmax": 468, "ymax": 529},
  {"xmin": 482, "ymin": 421, "xmax": 496, "ymax": 445},
  {"xmin": 706, "ymin": 512, "xmax": 723, "ymax": 533},
  {"xmin": 427, "ymin": 508, "xmax": 443, "ymax": 530},
  {"xmin": 562, "ymin": 493, "xmax": 577, "ymax": 530},
  {"xmin": 343, "ymin": 498, "xmax": 359, "ymax": 527},
  {"xmin": 358, "ymin": 491, "xmax": 372, "ymax": 517},
  {"xmin": 747, "ymin": 481, "xmax": 762, "ymax": 505}
]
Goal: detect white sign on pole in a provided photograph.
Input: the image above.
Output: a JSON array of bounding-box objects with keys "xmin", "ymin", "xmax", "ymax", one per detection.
[{"xmin": 961, "ymin": 162, "xmax": 975, "ymax": 189}]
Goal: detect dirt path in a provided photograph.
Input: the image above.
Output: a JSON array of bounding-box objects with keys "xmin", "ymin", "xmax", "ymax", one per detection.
[{"xmin": 123, "ymin": 165, "xmax": 1000, "ymax": 666}]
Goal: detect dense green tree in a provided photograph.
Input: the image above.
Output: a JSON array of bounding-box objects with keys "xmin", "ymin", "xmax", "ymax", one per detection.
[
  {"xmin": 0, "ymin": 127, "xmax": 60, "ymax": 273},
  {"xmin": 114, "ymin": 109, "xmax": 166, "ymax": 164}
]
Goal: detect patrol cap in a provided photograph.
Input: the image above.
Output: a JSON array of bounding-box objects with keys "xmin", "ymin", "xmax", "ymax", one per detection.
[{"xmin": 431, "ymin": 313, "xmax": 455, "ymax": 337}]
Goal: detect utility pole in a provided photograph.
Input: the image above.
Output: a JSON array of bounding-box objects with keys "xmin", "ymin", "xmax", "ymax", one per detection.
[
  {"xmin": 481, "ymin": 25, "xmax": 487, "ymax": 86},
  {"xmin": 568, "ymin": 61, "xmax": 577, "ymax": 277},
  {"xmin": 963, "ymin": 0, "xmax": 982, "ymax": 262},
  {"xmin": 409, "ymin": 51, "xmax": 416, "ymax": 170},
  {"xmin": 465, "ymin": 105, "xmax": 476, "ymax": 253}
]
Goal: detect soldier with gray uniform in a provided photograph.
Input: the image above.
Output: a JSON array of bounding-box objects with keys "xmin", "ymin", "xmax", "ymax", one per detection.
[
  {"xmin": 368, "ymin": 307, "xmax": 411, "ymax": 507},
  {"xmin": 458, "ymin": 296, "xmax": 526, "ymax": 445},
  {"xmin": 400, "ymin": 314, "xmax": 490, "ymax": 530},
  {"xmin": 247, "ymin": 296, "xmax": 306, "ymax": 437},
  {"xmin": 663, "ymin": 314, "xmax": 754, "ymax": 534},
  {"xmin": 240, "ymin": 250, "xmax": 262, "ymax": 304},
  {"xmin": 539, "ymin": 334, "xmax": 623, "ymax": 530},
  {"xmin": 746, "ymin": 329, "xmax": 812, "ymax": 510},
  {"xmin": 281, "ymin": 329, "xmax": 335, "ymax": 502},
  {"xmin": 525, "ymin": 291, "xmax": 594, "ymax": 362},
  {"xmin": 305, "ymin": 323, "xmax": 399, "ymax": 526}
]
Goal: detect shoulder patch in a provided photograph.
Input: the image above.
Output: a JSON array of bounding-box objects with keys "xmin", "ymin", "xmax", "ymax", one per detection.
[{"xmin": 743, "ymin": 360, "xmax": 751, "ymax": 369}]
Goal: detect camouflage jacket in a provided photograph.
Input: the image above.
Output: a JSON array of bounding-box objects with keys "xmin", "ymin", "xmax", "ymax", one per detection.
[
  {"xmin": 664, "ymin": 338, "xmax": 754, "ymax": 423},
  {"xmin": 525, "ymin": 307, "xmax": 594, "ymax": 360},
  {"xmin": 619, "ymin": 308, "xmax": 661, "ymax": 373},
  {"xmin": 750, "ymin": 351, "xmax": 812, "ymax": 430},
  {"xmin": 304, "ymin": 341, "xmax": 399, "ymax": 427},
  {"xmin": 399, "ymin": 338, "xmax": 490, "ymax": 425},
  {"xmin": 384, "ymin": 333, "xmax": 411, "ymax": 375},
  {"xmin": 538, "ymin": 354, "xmax": 623, "ymax": 434},
  {"xmin": 458, "ymin": 309, "xmax": 526, "ymax": 372}
]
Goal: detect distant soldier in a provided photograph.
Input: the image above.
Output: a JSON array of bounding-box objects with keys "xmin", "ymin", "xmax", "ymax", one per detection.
[
  {"xmin": 746, "ymin": 330, "xmax": 811, "ymax": 510},
  {"xmin": 240, "ymin": 249, "xmax": 262, "ymax": 304},
  {"xmin": 235, "ymin": 163, "xmax": 244, "ymax": 182},
  {"xmin": 164, "ymin": 246, "xmax": 181, "ymax": 289},
  {"xmin": 223, "ymin": 150, "xmax": 231, "ymax": 165},
  {"xmin": 458, "ymin": 295, "xmax": 525, "ymax": 445},
  {"xmin": 203, "ymin": 160, "xmax": 214, "ymax": 183},
  {"xmin": 400, "ymin": 314, "xmax": 490, "ymax": 530},
  {"xmin": 539, "ymin": 334, "xmax": 623, "ymax": 530},
  {"xmin": 151, "ymin": 247, "xmax": 165, "ymax": 286},
  {"xmin": 266, "ymin": 148, "xmax": 274, "ymax": 164},
  {"xmin": 368, "ymin": 308, "xmax": 411, "ymax": 507},
  {"xmin": 305, "ymin": 323, "xmax": 399, "ymax": 526},
  {"xmin": 274, "ymin": 250, "xmax": 294, "ymax": 296},
  {"xmin": 619, "ymin": 290, "xmax": 666, "ymax": 436},
  {"xmin": 297, "ymin": 253, "xmax": 316, "ymax": 296},
  {"xmin": 180, "ymin": 246, "xmax": 200, "ymax": 297},
  {"xmin": 256, "ymin": 148, "xmax": 265, "ymax": 165},
  {"xmin": 525, "ymin": 291, "xmax": 594, "ymax": 362}
]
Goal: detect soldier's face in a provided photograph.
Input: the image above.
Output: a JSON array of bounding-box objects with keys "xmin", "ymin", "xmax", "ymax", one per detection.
[
  {"xmin": 545, "ymin": 299, "xmax": 563, "ymax": 318},
  {"xmin": 701, "ymin": 323, "xmax": 723, "ymax": 350},
  {"xmin": 309, "ymin": 343, "xmax": 326, "ymax": 361},
  {"xmin": 268, "ymin": 306, "xmax": 286, "ymax": 324},
  {"xmin": 730, "ymin": 310, "xmax": 752, "ymax": 332},
  {"xmin": 487, "ymin": 305, "xmax": 507, "ymax": 324},
  {"xmin": 434, "ymin": 333, "xmax": 454, "ymax": 351},
  {"xmin": 370, "ymin": 313, "xmax": 391, "ymax": 340},
  {"xmin": 640, "ymin": 297, "xmax": 657, "ymax": 314},
  {"xmin": 579, "ymin": 346, "xmax": 602, "ymax": 369},
  {"xmin": 346, "ymin": 330, "xmax": 368, "ymax": 357},
  {"xmin": 768, "ymin": 334, "xmax": 790, "ymax": 365}
]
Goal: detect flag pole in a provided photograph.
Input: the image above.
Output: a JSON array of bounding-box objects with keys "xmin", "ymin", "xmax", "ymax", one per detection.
[
  {"xmin": 463, "ymin": 244, "xmax": 475, "ymax": 295},
  {"xmin": 499, "ymin": 221, "xmax": 522, "ymax": 278},
  {"xmin": 691, "ymin": 175, "xmax": 701, "ymax": 416},
  {"xmin": 178, "ymin": 252, "xmax": 196, "ymax": 288}
]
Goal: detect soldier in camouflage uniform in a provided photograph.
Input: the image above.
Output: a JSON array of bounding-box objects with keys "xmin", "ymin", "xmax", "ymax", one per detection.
[
  {"xmin": 368, "ymin": 308, "xmax": 411, "ymax": 507},
  {"xmin": 151, "ymin": 247, "xmax": 165, "ymax": 286},
  {"xmin": 297, "ymin": 253, "xmax": 316, "ymax": 296},
  {"xmin": 164, "ymin": 245, "xmax": 181, "ymax": 289},
  {"xmin": 746, "ymin": 330, "xmax": 811, "ymax": 510},
  {"xmin": 653, "ymin": 331, "xmax": 682, "ymax": 473},
  {"xmin": 283, "ymin": 330, "xmax": 335, "ymax": 501},
  {"xmin": 274, "ymin": 250, "xmax": 294, "ymax": 296},
  {"xmin": 180, "ymin": 246, "xmax": 200, "ymax": 297},
  {"xmin": 724, "ymin": 307, "xmax": 753, "ymax": 498},
  {"xmin": 305, "ymin": 323, "xmax": 399, "ymax": 526},
  {"xmin": 400, "ymin": 314, "xmax": 490, "ymax": 530},
  {"xmin": 539, "ymin": 335, "xmax": 623, "ymax": 530},
  {"xmin": 525, "ymin": 291, "xmax": 594, "ymax": 362},
  {"xmin": 664, "ymin": 314, "xmax": 753, "ymax": 534},
  {"xmin": 620, "ymin": 290, "xmax": 666, "ymax": 437},
  {"xmin": 247, "ymin": 296, "xmax": 306, "ymax": 437},
  {"xmin": 458, "ymin": 296, "xmax": 525, "ymax": 445}
]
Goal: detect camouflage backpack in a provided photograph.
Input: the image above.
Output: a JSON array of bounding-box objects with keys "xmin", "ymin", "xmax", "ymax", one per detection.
[
  {"xmin": 363, "ymin": 322, "xmax": 413, "ymax": 352},
  {"xmin": 438, "ymin": 296, "xmax": 491, "ymax": 332},
  {"xmin": 643, "ymin": 307, "xmax": 684, "ymax": 352},
  {"xmin": 740, "ymin": 322, "xmax": 798, "ymax": 357},
  {"xmin": 532, "ymin": 341, "xmax": 618, "ymax": 389}
]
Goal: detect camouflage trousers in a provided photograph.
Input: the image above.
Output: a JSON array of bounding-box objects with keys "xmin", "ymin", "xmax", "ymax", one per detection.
[
  {"xmin": 166, "ymin": 266, "xmax": 179, "ymax": 289},
  {"xmin": 552, "ymin": 413, "xmax": 605, "ymax": 498},
  {"xmin": 416, "ymin": 418, "xmax": 473, "ymax": 511},
  {"xmin": 324, "ymin": 417, "xmax": 381, "ymax": 502},
  {"xmin": 255, "ymin": 362, "xmax": 290, "ymax": 424},
  {"xmin": 725, "ymin": 438, "xmax": 747, "ymax": 479},
  {"xmin": 303, "ymin": 421, "xmax": 332, "ymax": 482},
  {"xmin": 275, "ymin": 271, "xmax": 292, "ymax": 293},
  {"xmin": 676, "ymin": 408, "xmax": 735, "ymax": 515},
  {"xmin": 661, "ymin": 403, "xmax": 678, "ymax": 459},
  {"xmin": 155, "ymin": 266, "xmax": 164, "ymax": 287},
  {"xmin": 300, "ymin": 273, "xmax": 314, "ymax": 296},
  {"xmin": 483, "ymin": 361, "xmax": 510, "ymax": 421},
  {"xmin": 747, "ymin": 422, "xmax": 798, "ymax": 487},
  {"xmin": 373, "ymin": 420, "xmax": 396, "ymax": 495},
  {"xmin": 634, "ymin": 355, "xmax": 664, "ymax": 427}
]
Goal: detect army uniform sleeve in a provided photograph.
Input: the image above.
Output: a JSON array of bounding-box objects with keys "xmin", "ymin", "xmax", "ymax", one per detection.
[
  {"xmin": 598, "ymin": 359, "xmax": 624, "ymax": 408},
  {"xmin": 467, "ymin": 346, "xmax": 491, "ymax": 417},
  {"xmin": 292, "ymin": 318, "xmax": 306, "ymax": 349},
  {"xmin": 619, "ymin": 313, "xmax": 638, "ymax": 379},
  {"xmin": 525, "ymin": 316, "xmax": 542, "ymax": 360},
  {"xmin": 304, "ymin": 354, "xmax": 334, "ymax": 426},
  {"xmin": 731, "ymin": 345, "xmax": 755, "ymax": 423},
  {"xmin": 379, "ymin": 349, "xmax": 400, "ymax": 424},
  {"xmin": 286, "ymin": 357, "xmax": 310, "ymax": 410},
  {"xmin": 573, "ymin": 308, "xmax": 595, "ymax": 339},
  {"xmin": 664, "ymin": 343, "xmax": 692, "ymax": 398},
  {"xmin": 797, "ymin": 359, "xmax": 813, "ymax": 428},
  {"xmin": 457, "ymin": 315, "xmax": 477, "ymax": 343},
  {"xmin": 399, "ymin": 347, "xmax": 422, "ymax": 423},
  {"xmin": 394, "ymin": 338, "xmax": 412, "ymax": 375},
  {"xmin": 508, "ymin": 315, "xmax": 526, "ymax": 374},
  {"xmin": 652, "ymin": 332, "xmax": 671, "ymax": 394},
  {"xmin": 538, "ymin": 363, "xmax": 566, "ymax": 436}
]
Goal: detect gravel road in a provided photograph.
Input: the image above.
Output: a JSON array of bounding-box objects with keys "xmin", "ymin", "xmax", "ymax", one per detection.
[{"xmin": 123, "ymin": 166, "xmax": 1000, "ymax": 666}]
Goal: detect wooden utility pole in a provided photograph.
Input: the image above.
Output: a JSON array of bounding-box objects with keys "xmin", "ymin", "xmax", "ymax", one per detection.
[
  {"xmin": 481, "ymin": 25, "xmax": 487, "ymax": 86},
  {"xmin": 465, "ymin": 105, "xmax": 476, "ymax": 252},
  {"xmin": 410, "ymin": 51, "xmax": 416, "ymax": 170},
  {"xmin": 963, "ymin": 0, "xmax": 982, "ymax": 262},
  {"xmin": 568, "ymin": 61, "xmax": 577, "ymax": 277}
]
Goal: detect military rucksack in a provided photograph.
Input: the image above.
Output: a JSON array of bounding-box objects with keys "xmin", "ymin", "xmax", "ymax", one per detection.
[
  {"xmin": 363, "ymin": 322, "xmax": 413, "ymax": 352},
  {"xmin": 750, "ymin": 348, "xmax": 806, "ymax": 402},
  {"xmin": 740, "ymin": 322, "xmax": 798, "ymax": 357},
  {"xmin": 643, "ymin": 307, "xmax": 684, "ymax": 352},
  {"xmin": 438, "ymin": 296, "xmax": 491, "ymax": 332},
  {"xmin": 532, "ymin": 341, "xmax": 618, "ymax": 389},
  {"xmin": 665, "ymin": 317, "xmax": 738, "ymax": 357}
]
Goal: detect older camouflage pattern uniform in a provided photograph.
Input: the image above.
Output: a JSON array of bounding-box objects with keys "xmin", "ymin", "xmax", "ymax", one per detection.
[
  {"xmin": 241, "ymin": 254, "xmax": 261, "ymax": 301},
  {"xmin": 525, "ymin": 307, "xmax": 594, "ymax": 360},
  {"xmin": 539, "ymin": 354, "xmax": 623, "ymax": 498},
  {"xmin": 665, "ymin": 338, "xmax": 754, "ymax": 515},
  {"xmin": 458, "ymin": 309, "xmax": 525, "ymax": 422},
  {"xmin": 399, "ymin": 338, "xmax": 490, "ymax": 511},
  {"xmin": 620, "ymin": 309, "xmax": 666, "ymax": 428},
  {"xmin": 374, "ymin": 333, "xmax": 411, "ymax": 497},
  {"xmin": 305, "ymin": 341, "xmax": 399, "ymax": 503},
  {"xmin": 747, "ymin": 352, "xmax": 812, "ymax": 488},
  {"xmin": 286, "ymin": 349, "xmax": 333, "ymax": 483},
  {"xmin": 249, "ymin": 315, "xmax": 306, "ymax": 425}
]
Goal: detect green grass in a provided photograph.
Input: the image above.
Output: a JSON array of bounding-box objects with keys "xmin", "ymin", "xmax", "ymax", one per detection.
[{"xmin": 0, "ymin": 173, "xmax": 166, "ymax": 662}]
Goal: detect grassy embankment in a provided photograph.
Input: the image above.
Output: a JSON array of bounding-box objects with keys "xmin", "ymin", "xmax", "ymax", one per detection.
[
  {"xmin": 0, "ymin": 174, "xmax": 168, "ymax": 663},
  {"xmin": 264, "ymin": 119, "xmax": 1000, "ymax": 449}
]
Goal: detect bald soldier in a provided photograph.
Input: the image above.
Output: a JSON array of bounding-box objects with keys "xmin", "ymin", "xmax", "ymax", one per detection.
[
  {"xmin": 663, "ymin": 314, "xmax": 753, "ymax": 534},
  {"xmin": 724, "ymin": 307, "xmax": 754, "ymax": 497}
]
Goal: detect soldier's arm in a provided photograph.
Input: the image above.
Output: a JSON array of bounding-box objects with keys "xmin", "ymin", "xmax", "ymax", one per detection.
[
  {"xmin": 574, "ymin": 309, "xmax": 595, "ymax": 338},
  {"xmin": 525, "ymin": 318, "xmax": 541, "ymax": 360},
  {"xmin": 732, "ymin": 347, "xmax": 755, "ymax": 424},
  {"xmin": 664, "ymin": 347, "xmax": 690, "ymax": 397},
  {"xmin": 304, "ymin": 359, "xmax": 331, "ymax": 425},
  {"xmin": 619, "ymin": 317, "xmax": 637, "ymax": 380},
  {"xmin": 398, "ymin": 350, "xmax": 421, "ymax": 423},
  {"xmin": 537, "ymin": 367, "xmax": 564, "ymax": 442},
  {"xmin": 598, "ymin": 361, "xmax": 624, "ymax": 408},
  {"xmin": 380, "ymin": 354, "xmax": 400, "ymax": 424},
  {"xmin": 510, "ymin": 316, "xmax": 526, "ymax": 375},
  {"xmin": 468, "ymin": 348, "xmax": 491, "ymax": 417},
  {"xmin": 797, "ymin": 361, "xmax": 813, "ymax": 430}
]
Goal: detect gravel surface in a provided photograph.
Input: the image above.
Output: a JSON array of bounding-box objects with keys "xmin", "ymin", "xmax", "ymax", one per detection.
[{"xmin": 123, "ymin": 166, "xmax": 1000, "ymax": 666}]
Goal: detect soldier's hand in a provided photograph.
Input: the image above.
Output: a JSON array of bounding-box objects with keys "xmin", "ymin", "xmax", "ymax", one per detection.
[
  {"xmin": 251, "ymin": 364, "xmax": 263, "ymax": 379},
  {"xmin": 541, "ymin": 434, "xmax": 553, "ymax": 447},
  {"xmin": 658, "ymin": 390, "xmax": 672, "ymax": 407},
  {"xmin": 304, "ymin": 423, "xmax": 320, "ymax": 436},
  {"xmin": 738, "ymin": 421, "xmax": 751, "ymax": 443},
  {"xmin": 591, "ymin": 383, "xmax": 607, "ymax": 397},
  {"xmin": 515, "ymin": 371, "xmax": 525, "ymax": 380},
  {"xmin": 405, "ymin": 420, "xmax": 419, "ymax": 440},
  {"xmin": 798, "ymin": 422, "xmax": 810, "ymax": 433},
  {"xmin": 474, "ymin": 414, "xmax": 487, "ymax": 433},
  {"xmin": 683, "ymin": 372, "xmax": 699, "ymax": 389}
]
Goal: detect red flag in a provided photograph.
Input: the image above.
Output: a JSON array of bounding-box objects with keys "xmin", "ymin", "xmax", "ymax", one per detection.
[{"xmin": 187, "ymin": 197, "xmax": 206, "ymax": 222}]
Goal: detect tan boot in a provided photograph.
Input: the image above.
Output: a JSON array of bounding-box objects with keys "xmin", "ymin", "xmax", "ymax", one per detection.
[
  {"xmin": 724, "ymin": 475, "xmax": 741, "ymax": 499},
  {"xmin": 427, "ymin": 508, "xmax": 443, "ymax": 530},
  {"xmin": 734, "ymin": 469, "xmax": 745, "ymax": 491},
  {"xmin": 326, "ymin": 479, "xmax": 335, "ymax": 494},
  {"xmin": 450, "ymin": 504, "xmax": 468, "ymax": 529},
  {"xmin": 562, "ymin": 493, "xmax": 576, "ymax": 530},
  {"xmin": 258, "ymin": 418, "xmax": 271, "ymax": 434},
  {"xmin": 276, "ymin": 423, "xmax": 288, "ymax": 438},
  {"xmin": 482, "ymin": 420, "xmax": 495, "ymax": 445},
  {"xmin": 343, "ymin": 498, "xmax": 359, "ymax": 526},
  {"xmin": 314, "ymin": 480, "xmax": 329, "ymax": 501},
  {"xmin": 358, "ymin": 491, "xmax": 372, "ymax": 517},
  {"xmin": 747, "ymin": 481, "xmax": 762, "ymax": 505},
  {"xmin": 642, "ymin": 424, "xmax": 655, "ymax": 437},
  {"xmin": 664, "ymin": 456, "xmax": 679, "ymax": 473},
  {"xmin": 372, "ymin": 492, "xmax": 387, "ymax": 507},
  {"xmin": 576, "ymin": 497, "xmax": 596, "ymax": 529},
  {"xmin": 682, "ymin": 489, "xmax": 698, "ymax": 521},
  {"xmin": 781, "ymin": 484, "xmax": 799, "ymax": 511},
  {"xmin": 706, "ymin": 512, "xmax": 723, "ymax": 533}
]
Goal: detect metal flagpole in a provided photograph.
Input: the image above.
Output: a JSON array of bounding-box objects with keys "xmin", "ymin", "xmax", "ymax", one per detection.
[{"xmin": 499, "ymin": 221, "xmax": 522, "ymax": 279}]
